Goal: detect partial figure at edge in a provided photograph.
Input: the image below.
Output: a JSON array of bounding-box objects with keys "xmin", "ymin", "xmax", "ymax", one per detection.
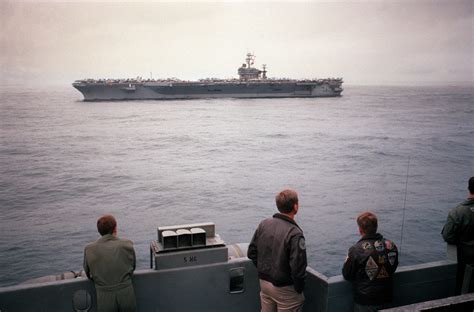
[{"xmin": 442, "ymin": 176, "xmax": 474, "ymax": 294}]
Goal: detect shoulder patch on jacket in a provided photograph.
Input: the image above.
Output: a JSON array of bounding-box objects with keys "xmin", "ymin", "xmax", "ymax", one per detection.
[
  {"xmin": 362, "ymin": 242, "xmax": 373, "ymax": 250},
  {"xmin": 374, "ymin": 240, "xmax": 385, "ymax": 252},
  {"xmin": 298, "ymin": 237, "xmax": 306, "ymax": 250}
]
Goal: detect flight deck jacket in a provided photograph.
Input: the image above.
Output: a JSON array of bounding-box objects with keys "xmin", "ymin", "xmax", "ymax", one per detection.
[
  {"xmin": 442, "ymin": 198, "xmax": 474, "ymax": 262},
  {"xmin": 84, "ymin": 234, "xmax": 137, "ymax": 311},
  {"xmin": 342, "ymin": 233, "xmax": 399, "ymax": 306},
  {"xmin": 247, "ymin": 213, "xmax": 307, "ymax": 293}
]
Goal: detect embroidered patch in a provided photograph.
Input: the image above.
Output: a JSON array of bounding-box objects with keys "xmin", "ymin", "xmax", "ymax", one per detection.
[
  {"xmin": 378, "ymin": 255, "xmax": 385, "ymax": 264},
  {"xmin": 374, "ymin": 240, "xmax": 385, "ymax": 252},
  {"xmin": 362, "ymin": 242, "xmax": 373, "ymax": 250},
  {"xmin": 377, "ymin": 266, "xmax": 389, "ymax": 279},
  {"xmin": 388, "ymin": 252, "xmax": 397, "ymax": 266},
  {"xmin": 385, "ymin": 240, "xmax": 394, "ymax": 250},
  {"xmin": 298, "ymin": 237, "xmax": 306, "ymax": 250},
  {"xmin": 365, "ymin": 256, "xmax": 379, "ymax": 280}
]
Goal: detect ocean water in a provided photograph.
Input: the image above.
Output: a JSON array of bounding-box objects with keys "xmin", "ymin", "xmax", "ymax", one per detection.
[{"xmin": 0, "ymin": 85, "xmax": 473, "ymax": 287}]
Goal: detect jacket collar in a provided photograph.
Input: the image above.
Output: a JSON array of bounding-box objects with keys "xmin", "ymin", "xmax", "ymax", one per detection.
[
  {"xmin": 273, "ymin": 213, "xmax": 301, "ymax": 229},
  {"xmin": 463, "ymin": 198, "xmax": 474, "ymax": 206},
  {"xmin": 358, "ymin": 233, "xmax": 383, "ymax": 243},
  {"xmin": 98, "ymin": 234, "xmax": 117, "ymax": 242}
]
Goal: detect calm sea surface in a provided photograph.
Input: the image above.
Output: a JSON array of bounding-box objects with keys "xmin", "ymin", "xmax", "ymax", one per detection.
[{"xmin": 0, "ymin": 85, "xmax": 473, "ymax": 286}]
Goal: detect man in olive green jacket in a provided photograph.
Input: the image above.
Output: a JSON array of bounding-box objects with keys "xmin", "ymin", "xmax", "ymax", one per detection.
[
  {"xmin": 442, "ymin": 177, "xmax": 474, "ymax": 294},
  {"xmin": 84, "ymin": 215, "xmax": 137, "ymax": 312}
]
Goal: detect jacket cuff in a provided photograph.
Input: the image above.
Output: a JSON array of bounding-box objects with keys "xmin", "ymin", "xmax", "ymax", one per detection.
[{"xmin": 294, "ymin": 280, "xmax": 305, "ymax": 293}]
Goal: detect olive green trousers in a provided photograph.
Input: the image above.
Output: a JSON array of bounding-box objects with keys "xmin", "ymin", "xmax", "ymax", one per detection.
[{"xmin": 96, "ymin": 284, "xmax": 137, "ymax": 312}]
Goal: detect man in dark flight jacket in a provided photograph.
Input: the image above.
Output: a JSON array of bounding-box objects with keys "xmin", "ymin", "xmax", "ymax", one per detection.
[
  {"xmin": 343, "ymin": 212, "xmax": 399, "ymax": 312},
  {"xmin": 248, "ymin": 189, "xmax": 307, "ymax": 312},
  {"xmin": 442, "ymin": 176, "xmax": 474, "ymax": 294}
]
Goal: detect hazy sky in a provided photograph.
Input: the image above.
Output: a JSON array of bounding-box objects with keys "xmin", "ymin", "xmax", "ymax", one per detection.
[{"xmin": 1, "ymin": 0, "xmax": 472, "ymax": 86}]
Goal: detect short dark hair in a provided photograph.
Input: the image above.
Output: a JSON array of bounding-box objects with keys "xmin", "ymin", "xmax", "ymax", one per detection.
[
  {"xmin": 97, "ymin": 215, "xmax": 117, "ymax": 236},
  {"xmin": 357, "ymin": 212, "xmax": 378, "ymax": 235},
  {"xmin": 469, "ymin": 177, "xmax": 474, "ymax": 194},
  {"xmin": 275, "ymin": 189, "xmax": 298, "ymax": 213}
]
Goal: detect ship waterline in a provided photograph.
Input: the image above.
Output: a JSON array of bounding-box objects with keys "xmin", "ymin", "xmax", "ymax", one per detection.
[
  {"xmin": 72, "ymin": 53, "xmax": 343, "ymax": 101},
  {"xmin": 73, "ymin": 80, "xmax": 343, "ymax": 101}
]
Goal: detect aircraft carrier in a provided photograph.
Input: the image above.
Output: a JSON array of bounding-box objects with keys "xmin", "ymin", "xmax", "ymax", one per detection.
[{"xmin": 72, "ymin": 53, "xmax": 343, "ymax": 101}]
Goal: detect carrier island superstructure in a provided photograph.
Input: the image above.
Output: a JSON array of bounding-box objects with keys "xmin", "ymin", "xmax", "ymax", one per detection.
[{"xmin": 72, "ymin": 53, "xmax": 343, "ymax": 101}]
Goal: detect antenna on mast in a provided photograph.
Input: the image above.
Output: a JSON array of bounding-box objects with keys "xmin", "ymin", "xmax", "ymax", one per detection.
[
  {"xmin": 399, "ymin": 157, "xmax": 410, "ymax": 257},
  {"xmin": 245, "ymin": 53, "xmax": 254, "ymax": 68}
]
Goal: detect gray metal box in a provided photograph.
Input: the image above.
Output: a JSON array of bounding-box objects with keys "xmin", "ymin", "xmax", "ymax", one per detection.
[
  {"xmin": 156, "ymin": 222, "xmax": 224, "ymax": 251},
  {"xmin": 177, "ymin": 229, "xmax": 192, "ymax": 248},
  {"xmin": 158, "ymin": 222, "xmax": 216, "ymax": 242},
  {"xmin": 191, "ymin": 228, "xmax": 206, "ymax": 246},
  {"xmin": 153, "ymin": 246, "xmax": 229, "ymax": 270},
  {"xmin": 162, "ymin": 230, "xmax": 178, "ymax": 250}
]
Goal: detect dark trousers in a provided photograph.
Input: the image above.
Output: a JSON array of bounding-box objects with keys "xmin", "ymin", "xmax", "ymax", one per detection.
[
  {"xmin": 353, "ymin": 303, "xmax": 382, "ymax": 312},
  {"xmin": 456, "ymin": 245, "xmax": 474, "ymax": 295}
]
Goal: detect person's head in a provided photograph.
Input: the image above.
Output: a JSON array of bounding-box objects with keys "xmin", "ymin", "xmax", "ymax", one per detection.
[
  {"xmin": 97, "ymin": 214, "xmax": 117, "ymax": 236},
  {"xmin": 357, "ymin": 211, "xmax": 378, "ymax": 236},
  {"xmin": 469, "ymin": 177, "xmax": 474, "ymax": 195},
  {"xmin": 275, "ymin": 189, "xmax": 299, "ymax": 215}
]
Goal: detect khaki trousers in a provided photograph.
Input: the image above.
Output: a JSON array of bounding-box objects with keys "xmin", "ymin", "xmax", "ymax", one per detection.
[{"xmin": 259, "ymin": 279, "xmax": 305, "ymax": 312}]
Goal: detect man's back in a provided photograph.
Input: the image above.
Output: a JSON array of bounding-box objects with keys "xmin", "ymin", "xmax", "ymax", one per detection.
[
  {"xmin": 247, "ymin": 189, "xmax": 306, "ymax": 312},
  {"xmin": 342, "ymin": 233, "xmax": 398, "ymax": 306},
  {"xmin": 84, "ymin": 234, "xmax": 135, "ymax": 288},
  {"xmin": 84, "ymin": 215, "xmax": 137, "ymax": 312},
  {"xmin": 342, "ymin": 212, "xmax": 399, "ymax": 311},
  {"xmin": 248, "ymin": 213, "xmax": 306, "ymax": 292},
  {"xmin": 442, "ymin": 198, "xmax": 474, "ymax": 246}
]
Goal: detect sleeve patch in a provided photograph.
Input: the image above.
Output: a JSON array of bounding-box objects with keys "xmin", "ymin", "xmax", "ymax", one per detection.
[
  {"xmin": 388, "ymin": 252, "xmax": 397, "ymax": 266},
  {"xmin": 298, "ymin": 237, "xmax": 306, "ymax": 250}
]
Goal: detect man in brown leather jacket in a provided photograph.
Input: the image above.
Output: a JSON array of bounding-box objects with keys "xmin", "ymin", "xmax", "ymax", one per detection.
[
  {"xmin": 248, "ymin": 189, "xmax": 307, "ymax": 312},
  {"xmin": 84, "ymin": 215, "xmax": 137, "ymax": 312}
]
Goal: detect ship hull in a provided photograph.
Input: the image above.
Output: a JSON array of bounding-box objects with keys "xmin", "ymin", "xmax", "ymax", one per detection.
[{"xmin": 73, "ymin": 81, "xmax": 343, "ymax": 101}]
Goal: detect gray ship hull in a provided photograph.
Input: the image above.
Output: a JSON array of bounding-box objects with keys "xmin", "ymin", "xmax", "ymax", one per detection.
[{"xmin": 72, "ymin": 81, "xmax": 343, "ymax": 101}]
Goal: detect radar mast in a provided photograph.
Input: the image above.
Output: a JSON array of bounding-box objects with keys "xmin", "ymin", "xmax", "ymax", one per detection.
[
  {"xmin": 238, "ymin": 53, "xmax": 265, "ymax": 80},
  {"xmin": 246, "ymin": 53, "xmax": 255, "ymax": 68}
]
